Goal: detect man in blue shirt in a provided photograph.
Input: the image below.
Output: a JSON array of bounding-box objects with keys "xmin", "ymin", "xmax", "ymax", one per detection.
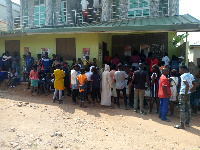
[
  {"xmin": 174, "ymin": 65, "xmax": 196, "ymax": 129},
  {"xmin": 42, "ymin": 52, "xmax": 51, "ymax": 73},
  {"xmin": 26, "ymin": 52, "xmax": 34, "ymax": 74}
]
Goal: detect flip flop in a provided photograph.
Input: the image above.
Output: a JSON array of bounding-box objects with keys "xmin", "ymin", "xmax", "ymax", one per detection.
[{"xmin": 174, "ymin": 125, "xmax": 185, "ymax": 129}]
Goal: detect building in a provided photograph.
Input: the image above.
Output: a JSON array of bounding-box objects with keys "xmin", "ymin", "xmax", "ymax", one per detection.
[
  {"xmin": 0, "ymin": 0, "xmax": 20, "ymax": 31},
  {"xmin": 0, "ymin": 0, "xmax": 200, "ymax": 76}
]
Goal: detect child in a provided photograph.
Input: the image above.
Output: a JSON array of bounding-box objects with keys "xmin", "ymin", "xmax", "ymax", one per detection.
[
  {"xmin": 22, "ymin": 55, "xmax": 27, "ymax": 81},
  {"xmin": 149, "ymin": 64, "xmax": 161, "ymax": 114},
  {"xmin": 169, "ymin": 69, "xmax": 179, "ymax": 116},
  {"xmin": 52, "ymin": 64, "xmax": 65, "ymax": 104},
  {"xmin": 29, "ymin": 65, "xmax": 39, "ymax": 96},
  {"xmin": 9, "ymin": 68, "xmax": 18, "ymax": 88},
  {"xmin": 91, "ymin": 67, "xmax": 101, "ymax": 105},
  {"xmin": 36, "ymin": 54, "xmax": 42, "ymax": 72},
  {"xmin": 77, "ymin": 68, "xmax": 87, "ymax": 108}
]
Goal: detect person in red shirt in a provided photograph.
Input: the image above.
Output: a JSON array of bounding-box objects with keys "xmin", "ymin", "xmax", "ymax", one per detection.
[
  {"xmin": 150, "ymin": 55, "xmax": 159, "ymax": 73},
  {"xmin": 111, "ymin": 54, "xmax": 120, "ymax": 69},
  {"xmin": 158, "ymin": 68, "xmax": 171, "ymax": 122},
  {"xmin": 104, "ymin": 51, "xmax": 111, "ymax": 65}
]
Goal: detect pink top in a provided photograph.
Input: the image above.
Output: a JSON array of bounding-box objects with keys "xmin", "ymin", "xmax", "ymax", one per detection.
[
  {"xmin": 130, "ymin": 55, "xmax": 140, "ymax": 64},
  {"xmin": 29, "ymin": 70, "xmax": 38, "ymax": 80},
  {"xmin": 110, "ymin": 70, "xmax": 116, "ymax": 83}
]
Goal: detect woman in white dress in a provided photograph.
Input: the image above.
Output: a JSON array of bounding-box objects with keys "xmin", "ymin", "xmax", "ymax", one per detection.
[
  {"xmin": 101, "ymin": 64, "xmax": 112, "ymax": 106},
  {"xmin": 170, "ymin": 69, "xmax": 179, "ymax": 116}
]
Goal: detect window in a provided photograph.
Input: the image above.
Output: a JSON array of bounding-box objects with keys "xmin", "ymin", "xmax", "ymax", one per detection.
[
  {"xmin": 159, "ymin": 0, "xmax": 169, "ymax": 16},
  {"xmin": 56, "ymin": 38, "xmax": 76, "ymax": 60},
  {"xmin": 34, "ymin": 0, "xmax": 45, "ymax": 26},
  {"xmin": 61, "ymin": 0, "xmax": 67, "ymax": 23},
  {"xmin": 128, "ymin": 0, "xmax": 150, "ymax": 18},
  {"xmin": 23, "ymin": 1, "xmax": 28, "ymax": 28}
]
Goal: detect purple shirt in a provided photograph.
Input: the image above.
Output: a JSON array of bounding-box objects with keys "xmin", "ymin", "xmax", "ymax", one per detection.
[{"xmin": 91, "ymin": 73, "xmax": 100, "ymax": 88}]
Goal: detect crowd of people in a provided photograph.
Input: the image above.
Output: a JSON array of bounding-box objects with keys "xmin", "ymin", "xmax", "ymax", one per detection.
[{"xmin": 0, "ymin": 50, "xmax": 200, "ymax": 129}]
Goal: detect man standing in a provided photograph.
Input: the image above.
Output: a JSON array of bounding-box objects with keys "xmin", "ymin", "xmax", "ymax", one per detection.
[
  {"xmin": 42, "ymin": 52, "xmax": 51, "ymax": 73},
  {"xmin": 132, "ymin": 63, "xmax": 150, "ymax": 115},
  {"xmin": 71, "ymin": 65, "xmax": 80, "ymax": 104},
  {"xmin": 114, "ymin": 63, "xmax": 129, "ymax": 110},
  {"xmin": 158, "ymin": 68, "xmax": 171, "ymax": 122},
  {"xmin": 174, "ymin": 65, "xmax": 195, "ymax": 129},
  {"xmin": 26, "ymin": 52, "xmax": 34, "ymax": 74}
]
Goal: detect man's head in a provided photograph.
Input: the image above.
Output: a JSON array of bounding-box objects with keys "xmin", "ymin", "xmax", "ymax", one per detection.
[
  {"xmin": 162, "ymin": 68, "xmax": 169, "ymax": 76},
  {"xmin": 139, "ymin": 63, "xmax": 144, "ymax": 70},
  {"xmin": 86, "ymin": 56, "xmax": 89, "ymax": 61},
  {"xmin": 106, "ymin": 51, "xmax": 109, "ymax": 56},
  {"xmin": 45, "ymin": 52, "xmax": 48, "ymax": 58},
  {"xmin": 74, "ymin": 64, "xmax": 79, "ymax": 71},
  {"xmin": 28, "ymin": 52, "xmax": 31, "ymax": 57},
  {"xmin": 13, "ymin": 52, "xmax": 17, "ymax": 56},
  {"xmin": 78, "ymin": 58, "xmax": 82, "ymax": 63},
  {"xmin": 164, "ymin": 53, "xmax": 168, "ymax": 57},
  {"xmin": 80, "ymin": 68, "xmax": 85, "ymax": 74},
  {"xmin": 179, "ymin": 65, "xmax": 188, "ymax": 74},
  {"xmin": 73, "ymin": 58, "xmax": 76, "ymax": 63},
  {"xmin": 117, "ymin": 63, "xmax": 122, "ymax": 70},
  {"xmin": 160, "ymin": 61, "xmax": 165, "ymax": 66},
  {"xmin": 5, "ymin": 51, "xmax": 9, "ymax": 56},
  {"xmin": 37, "ymin": 54, "xmax": 41, "ymax": 59},
  {"xmin": 52, "ymin": 54, "xmax": 55, "ymax": 59},
  {"xmin": 55, "ymin": 55, "xmax": 59, "ymax": 60},
  {"xmin": 93, "ymin": 58, "xmax": 96, "ymax": 62},
  {"xmin": 56, "ymin": 64, "xmax": 61, "ymax": 69},
  {"xmin": 110, "ymin": 64, "xmax": 116, "ymax": 70}
]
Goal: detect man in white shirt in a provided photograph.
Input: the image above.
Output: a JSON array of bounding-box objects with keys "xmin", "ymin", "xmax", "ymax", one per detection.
[
  {"xmin": 71, "ymin": 65, "xmax": 80, "ymax": 104},
  {"xmin": 114, "ymin": 63, "xmax": 129, "ymax": 110},
  {"xmin": 162, "ymin": 53, "xmax": 170, "ymax": 66}
]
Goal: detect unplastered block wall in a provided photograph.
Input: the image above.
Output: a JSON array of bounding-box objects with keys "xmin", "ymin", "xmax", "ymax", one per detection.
[{"xmin": 0, "ymin": 33, "xmax": 100, "ymax": 75}]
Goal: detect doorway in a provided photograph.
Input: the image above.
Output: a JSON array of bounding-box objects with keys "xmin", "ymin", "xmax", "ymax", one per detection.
[
  {"xmin": 5, "ymin": 40, "xmax": 20, "ymax": 56},
  {"xmin": 102, "ymin": 42, "xmax": 107, "ymax": 65}
]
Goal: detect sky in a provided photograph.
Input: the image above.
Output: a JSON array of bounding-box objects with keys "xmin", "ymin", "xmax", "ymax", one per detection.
[{"xmin": 11, "ymin": 0, "xmax": 200, "ymax": 45}]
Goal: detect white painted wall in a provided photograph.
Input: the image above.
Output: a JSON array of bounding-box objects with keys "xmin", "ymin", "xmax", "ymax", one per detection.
[{"xmin": 188, "ymin": 46, "xmax": 200, "ymax": 66}]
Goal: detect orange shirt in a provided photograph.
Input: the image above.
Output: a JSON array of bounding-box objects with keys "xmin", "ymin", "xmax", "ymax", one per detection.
[
  {"xmin": 77, "ymin": 74, "xmax": 87, "ymax": 92},
  {"xmin": 104, "ymin": 55, "xmax": 111, "ymax": 62},
  {"xmin": 159, "ymin": 66, "xmax": 165, "ymax": 71}
]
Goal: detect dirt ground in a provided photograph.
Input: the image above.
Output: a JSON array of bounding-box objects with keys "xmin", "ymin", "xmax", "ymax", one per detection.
[{"xmin": 0, "ymin": 83, "xmax": 200, "ymax": 150}]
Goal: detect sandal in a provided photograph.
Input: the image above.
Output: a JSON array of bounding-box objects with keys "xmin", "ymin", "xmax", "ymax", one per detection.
[
  {"xmin": 174, "ymin": 125, "xmax": 185, "ymax": 129},
  {"xmin": 140, "ymin": 111, "xmax": 147, "ymax": 115}
]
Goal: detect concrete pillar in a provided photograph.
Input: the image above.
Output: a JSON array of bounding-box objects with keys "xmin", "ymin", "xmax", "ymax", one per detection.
[
  {"xmin": 28, "ymin": 0, "xmax": 34, "ymax": 28},
  {"xmin": 45, "ymin": 0, "xmax": 53, "ymax": 26},
  {"xmin": 6, "ymin": 0, "xmax": 13, "ymax": 31}
]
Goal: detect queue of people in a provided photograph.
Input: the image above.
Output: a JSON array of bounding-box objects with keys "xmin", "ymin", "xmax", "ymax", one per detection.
[{"xmin": 0, "ymin": 50, "xmax": 200, "ymax": 130}]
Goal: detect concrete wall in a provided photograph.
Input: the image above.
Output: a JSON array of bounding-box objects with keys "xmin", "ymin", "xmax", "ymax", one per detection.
[
  {"xmin": 189, "ymin": 46, "xmax": 200, "ymax": 66},
  {"xmin": 0, "ymin": 33, "xmax": 100, "ymax": 75}
]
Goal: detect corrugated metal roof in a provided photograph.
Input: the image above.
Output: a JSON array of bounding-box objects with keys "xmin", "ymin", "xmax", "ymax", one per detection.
[{"xmin": 0, "ymin": 14, "xmax": 200, "ymax": 37}]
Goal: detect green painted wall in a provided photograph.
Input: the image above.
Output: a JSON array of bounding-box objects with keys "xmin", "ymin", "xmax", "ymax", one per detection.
[
  {"xmin": 168, "ymin": 32, "xmax": 179, "ymax": 58},
  {"xmin": 0, "ymin": 33, "xmax": 100, "ymax": 75}
]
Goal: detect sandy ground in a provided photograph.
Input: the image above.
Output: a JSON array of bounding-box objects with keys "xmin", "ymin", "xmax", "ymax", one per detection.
[{"xmin": 0, "ymin": 83, "xmax": 200, "ymax": 150}]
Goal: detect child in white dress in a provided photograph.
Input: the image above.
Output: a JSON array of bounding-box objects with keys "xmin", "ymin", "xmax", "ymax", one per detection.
[{"xmin": 170, "ymin": 69, "xmax": 179, "ymax": 116}]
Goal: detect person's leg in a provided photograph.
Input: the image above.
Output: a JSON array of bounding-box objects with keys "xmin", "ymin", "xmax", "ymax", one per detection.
[
  {"xmin": 134, "ymin": 89, "xmax": 139, "ymax": 112},
  {"xmin": 116, "ymin": 89, "xmax": 120, "ymax": 108},
  {"xmin": 179, "ymin": 95, "xmax": 186, "ymax": 127},
  {"xmin": 72, "ymin": 88, "xmax": 77, "ymax": 103},
  {"xmin": 170, "ymin": 101, "xmax": 175, "ymax": 116},
  {"xmin": 156, "ymin": 97, "xmax": 160, "ymax": 113},
  {"xmin": 97, "ymin": 88, "xmax": 101, "ymax": 102},
  {"xmin": 81, "ymin": 91, "xmax": 87, "ymax": 108},
  {"xmin": 150, "ymin": 97, "xmax": 155, "ymax": 113},
  {"xmin": 59, "ymin": 90, "xmax": 62, "ymax": 103},
  {"xmin": 122, "ymin": 87, "xmax": 128, "ymax": 108},
  {"xmin": 139, "ymin": 89, "xmax": 145, "ymax": 112},
  {"xmin": 91, "ymin": 87, "xmax": 96, "ymax": 104},
  {"xmin": 185, "ymin": 95, "xmax": 191, "ymax": 125},
  {"xmin": 53, "ymin": 89, "xmax": 58, "ymax": 102},
  {"xmin": 159, "ymin": 98, "xmax": 163, "ymax": 119},
  {"xmin": 161, "ymin": 98, "xmax": 170, "ymax": 121}
]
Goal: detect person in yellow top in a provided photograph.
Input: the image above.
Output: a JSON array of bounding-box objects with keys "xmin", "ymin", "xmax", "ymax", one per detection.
[
  {"xmin": 52, "ymin": 64, "xmax": 65, "ymax": 104},
  {"xmin": 83, "ymin": 56, "xmax": 91, "ymax": 67},
  {"xmin": 77, "ymin": 68, "xmax": 87, "ymax": 108}
]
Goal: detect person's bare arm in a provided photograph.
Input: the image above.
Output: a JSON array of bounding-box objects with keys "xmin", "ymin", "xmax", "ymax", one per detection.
[
  {"xmin": 162, "ymin": 86, "xmax": 170, "ymax": 99},
  {"xmin": 190, "ymin": 80, "xmax": 199, "ymax": 93},
  {"xmin": 183, "ymin": 81, "xmax": 189, "ymax": 101}
]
